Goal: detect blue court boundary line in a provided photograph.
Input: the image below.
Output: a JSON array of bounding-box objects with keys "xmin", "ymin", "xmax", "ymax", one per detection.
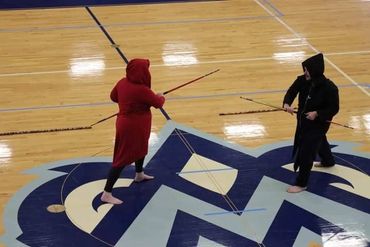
[
  {"xmin": 84, "ymin": 6, "xmax": 174, "ymax": 122},
  {"xmin": 0, "ymin": 83, "xmax": 368, "ymax": 113},
  {"xmin": 0, "ymin": 0, "xmax": 223, "ymax": 11},
  {"xmin": 204, "ymin": 208, "xmax": 267, "ymax": 216},
  {"xmin": 85, "ymin": 6, "xmax": 129, "ymax": 64},
  {"xmin": 176, "ymin": 167, "xmax": 234, "ymax": 175},
  {"xmin": 260, "ymin": 0, "xmax": 283, "ymax": 17}
]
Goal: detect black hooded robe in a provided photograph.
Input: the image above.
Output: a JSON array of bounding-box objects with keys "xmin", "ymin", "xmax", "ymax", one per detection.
[{"xmin": 283, "ymin": 53, "xmax": 339, "ymax": 187}]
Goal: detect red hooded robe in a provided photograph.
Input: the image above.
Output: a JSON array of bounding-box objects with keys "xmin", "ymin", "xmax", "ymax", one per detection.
[{"xmin": 110, "ymin": 59, "xmax": 165, "ymax": 168}]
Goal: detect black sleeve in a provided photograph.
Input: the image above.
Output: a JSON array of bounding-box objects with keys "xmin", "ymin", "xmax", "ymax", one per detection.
[
  {"xmin": 283, "ymin": 77, "xmax": 301, "ymax": 106},
  {"xmin": 317, "ymin": 83, "xmax": 339, "ymax": 121}
]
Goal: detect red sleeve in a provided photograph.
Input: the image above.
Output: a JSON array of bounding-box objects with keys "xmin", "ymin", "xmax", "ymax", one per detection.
[
  {"xmin": 110, "ymin": 84, "xmax": 118, "ymax": 103},
  {"xmin": 141, "ymin": 87, "xmax": 165, "ymax": 108}
]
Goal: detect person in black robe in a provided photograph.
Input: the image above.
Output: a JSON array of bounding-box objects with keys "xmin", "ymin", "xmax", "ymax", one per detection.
[{"xmin": 283, "ymin": 53, "xmax": 339, "ymax": 193}]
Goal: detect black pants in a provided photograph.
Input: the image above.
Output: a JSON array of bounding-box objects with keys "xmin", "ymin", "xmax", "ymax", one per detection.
[
  {"xmin": 317, "ymin": 135, "xmax": 335, "ymax": 166},
  {"xmin": 104, "ymin": 157, "xmax": 145, "ymax": 192},
  {"xmin": 294, "ymin": 135, "xmax": 334, "ymax": 187}
]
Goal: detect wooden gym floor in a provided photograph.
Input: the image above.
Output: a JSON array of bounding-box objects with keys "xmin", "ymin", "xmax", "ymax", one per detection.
[{"xmin": 0, "ymin": 0, "xmax": 369, "ymax": 246}]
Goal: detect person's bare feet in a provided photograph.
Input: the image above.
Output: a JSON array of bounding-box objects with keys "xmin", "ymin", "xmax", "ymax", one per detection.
[
  {"xmin": 287, "ymin": 185, "xmax": 307, "ymax": 193},
  {"xmin": 134, "ymin": 172, "xmax": 154, "ymax": 183},
  {"xmin": 101, "ymin": 191, "xmax": 123, "ymax": 204}
]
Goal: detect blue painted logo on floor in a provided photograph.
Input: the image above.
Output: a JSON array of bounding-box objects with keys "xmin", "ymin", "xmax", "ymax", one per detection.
[{"xmin": 1, "ymin": 122, "xmax": 369, "ymax": 246}]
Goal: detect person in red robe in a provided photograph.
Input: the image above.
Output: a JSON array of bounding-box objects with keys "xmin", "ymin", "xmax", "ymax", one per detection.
[{"xmin": 101, "ymin": 58, "xmax": 165, "ymax": 204}]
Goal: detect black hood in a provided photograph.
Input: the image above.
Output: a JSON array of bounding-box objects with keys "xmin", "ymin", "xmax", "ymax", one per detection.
[{"xmin": 302, "ymin": 53, "xmax": 324, "ymax": 79}]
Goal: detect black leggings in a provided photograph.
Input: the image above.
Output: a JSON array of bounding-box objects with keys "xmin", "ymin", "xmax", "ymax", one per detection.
[{"xmin": 104, "ymin": 157, "xmax": 145, "ymax": 192}]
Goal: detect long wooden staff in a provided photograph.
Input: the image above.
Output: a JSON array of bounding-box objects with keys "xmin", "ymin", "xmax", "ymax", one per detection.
[
  {"xmin": 89, "ymin": 69, "xmax": 221, "ymax": 125},
  {"xmin": 0, "ymin": 69, "xmax": 220, "ymax": 136},
  {"xmin": 163, "ymin": 69, "xmax": 220, "ymax": 95},
  {"xmin": 240, "ymin": 97, "xmax": 354, "ymax": 129},
  {"xmin": 89, "ymin": 113, "xmax": 118, "ymax": 127},
  {"xmin": 219, "ymin": 107, "xmax": 298, "ymax": 116}
]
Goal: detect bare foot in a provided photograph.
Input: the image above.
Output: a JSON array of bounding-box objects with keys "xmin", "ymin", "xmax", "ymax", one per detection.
[
  {"xmin": 287, "ymin": 185, "xmax": 307, "ymax": 193},
  {"xmin": 134, "ymin": 172, "xmax": 154, "ymax": 183},
  {"xmin": 101, "ymin": 191, "xmax": 123, "ymax": 204}
]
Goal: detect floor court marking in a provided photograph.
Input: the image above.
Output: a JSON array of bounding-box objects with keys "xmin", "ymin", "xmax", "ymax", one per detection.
[
  {"xmin": 68, "ymin": 3, "xmax": 267, "ymax": 238},
  {"xmin": 1, "ymin": 121, "xmax": 369, "ymax": 246},
  {"xmin": 0, "ymin": 1, "xmax": 368, "ymax": 245},
  {"xmin": 1, "ymin": 50, "xmax": 370, "ymax": 78},
  {"xmin": 85, "ymin": 5, "xmax": 251, "ymax": 233},
  {"xmin": 204, "ymin": 208, "xmax": 267, "ymax": 216},
  {"xmin": 0, "ymin": 83, "xmax": 368, "ymax": 113},
  {"xmin": 0, "ymin": 15, "xmax": 275, "ymax": 33},
  {"xmin": 176, "ymin": 167, "xmax": 235, "ymax": 174},
  {"xmin": 254, "ymin": 0, "xmax": 370, "ymax": 97},
  {"xmin": 61, "ymin": 121, "xmax": 265, "ymax": 246}
]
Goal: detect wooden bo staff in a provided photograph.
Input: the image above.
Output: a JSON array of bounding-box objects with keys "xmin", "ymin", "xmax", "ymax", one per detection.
[
  {"xmin": 219, "ymin": 108, "xmax": 298, "ymax": 116},
  {"xmin": 0, "ymin": 126, "xmax": 92, "ymax": 136},
  {"xmin": 0, "ymin": 69, "xmax": 220, "ymax": 136},
  {"xmin": 163, "ymin": 69, "xmax": 220, "ymax": 95},
  {"xmin": 240, "ymin": 97, "xmax": 354, "ymax": 130},
  {"xmin": 0, "ymin": 113, "xmax": 117, "ymax": 136},
  {"xmin": 89, "ymin": 68, "xmax": 221, "ymax": 125}
]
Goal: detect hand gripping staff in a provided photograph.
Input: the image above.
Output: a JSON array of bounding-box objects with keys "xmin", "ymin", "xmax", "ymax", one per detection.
[{"xmin": 240, "ymin": 97, "xmax": 354, "ymax": 130}]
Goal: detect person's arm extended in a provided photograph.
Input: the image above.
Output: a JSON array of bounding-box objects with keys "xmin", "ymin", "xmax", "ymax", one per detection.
[
  {"xmin": 283, "ymin": 77, "xmax": 301, "ymax": 114},
  {"xmin": 141, "ymin": 87, "xmax": 165, "ymax": 108}
]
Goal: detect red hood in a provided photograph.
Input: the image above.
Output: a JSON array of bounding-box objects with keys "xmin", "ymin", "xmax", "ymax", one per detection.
[{"xmin": 126, "ymin": 58, "xmax": 151, "ymax": 88}]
